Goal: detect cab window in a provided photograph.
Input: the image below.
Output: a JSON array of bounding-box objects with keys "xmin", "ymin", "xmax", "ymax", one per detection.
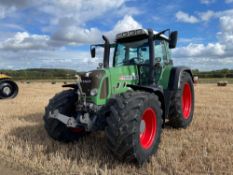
[
  {"xmin": 154, "ymin": 40, "xmax": 167, "ymax": 63},
  {"xmin": 114, "ymin": 39, "xmax": 149, "ymax": 66}
]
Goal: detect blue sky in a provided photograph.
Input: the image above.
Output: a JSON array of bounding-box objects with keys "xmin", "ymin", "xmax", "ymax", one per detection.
[{"xmin": 0, "ymin": 0, "xmax": 233, "ymax": 71}]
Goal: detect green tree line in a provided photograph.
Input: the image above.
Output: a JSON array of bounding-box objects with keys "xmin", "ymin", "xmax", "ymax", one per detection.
[
  {"xmin": 0, "ymin": 68, "xmax": 77, "ymax": 80},
  {"xmin": 192, "ymin": 69, "xmax": 233, "ymax": 78},
  {"xmin": 1, "ymin": 68, "xmax": 233, "ymax": 80}
]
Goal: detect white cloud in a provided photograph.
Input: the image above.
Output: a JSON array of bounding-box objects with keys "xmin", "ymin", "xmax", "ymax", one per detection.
[
  {"xmin": 199, "ymin": 10, "xmax": 215, "ymax": 21},
  {"xmin": 0, "ymin": 50, "xmax": 97, "ymax": 70},
  {"xmin": 176, "ymin": 9, "xmax": 233, "ymax": 23},
  {"xmin": 52, "ymin": 26, "xmax": 102, "ymax": 45},
  {"xmin": 41, "ymin": 0, "xmax": 131, "ymax": 26},
  {"xmin": 200, "ymin": 0, "xmax": 215, "ymax": 4},
  {"xmin": 0, "ymin": 0, "xmax": 143, "ymax": 70},
  {"xmin": 0, "ymin": 0, "xmax": 33, "ymax": 7},
  {"xmin": 0, "ymin": 5, "xmax": 15, "ymax": 19},
  {"xmin": 0, "ymin": 0, "xmax": 142, "ymax": 46},
  {"xmin": 0, "ymin": 32, "xmax": 52, "ymax": 51},
  {"xmin": 178, "ymin": 37, "xmax": 203, "ymax": 44},
  {"xmin": 219, "ymin": 16, "xmax": 233, "ymax": 34},
  {"xmin": 225, "ymin": 0, "xmax": 233, "ymax": 3},
  {"xmin": 0, "ymin": 0, "xmax": 138, "ymax": 26},
  {"xmin": 0, "ymin": 23, "xmax": 24, "ymax": 31},
  {"xmin": 52, "ymin": 15, "xmax": 142, "ymax": 44},
  {"xmin": 0, "ymin": 15, "xmax": 142, "ymax": 70},
  {"xmin": 105, "ymin": 15, "xmax": 142, "ymax": 40},
  {"xmin": 176, "ymin": 11, "xmax": 199, "ymax": 23},
  {"xmin": 217, "ymin": 16, "xmax": 233, "ymax": 54},
  {"xmin": 174, "ymin": 10, "xmax": 233, "ymax": 70},
  {"xmin": 1, "ymin": 0, "xmax": 233, "ymax": 71},
  {"xmin": 0, "ymin": 0, "xmax": 41, "ymax": 19},
  {"xmin": 174, "ymin": 43, "xmax": 225, "ymax": 58},
  {"xmin": 40, "ymin": 0, "xmax": 142, "ymax": 44}
]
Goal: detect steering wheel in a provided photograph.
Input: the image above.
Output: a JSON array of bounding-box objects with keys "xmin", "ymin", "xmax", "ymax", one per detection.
[{"xmin": 124, "ymin": 57, "xmax": 144, "ymax": 65}]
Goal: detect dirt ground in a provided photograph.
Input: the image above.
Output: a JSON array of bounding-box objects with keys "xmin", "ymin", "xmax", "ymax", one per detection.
[
  {"xmin": 0, "ymin": 162, "xmax": 21, "ymax": 175},
  {"xmin": 0, "ymin": 82, "xmax": 232, "ymax": 175}
]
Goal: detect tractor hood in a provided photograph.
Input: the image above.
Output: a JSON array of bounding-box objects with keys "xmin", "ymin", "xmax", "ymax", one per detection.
[
  {"xmin": 77, "ymin": 70, "xmax": 106, "ymax": 97},
  {"xmin": 75, "ymin": 65, "xmax": 139, "ymax": 106}
]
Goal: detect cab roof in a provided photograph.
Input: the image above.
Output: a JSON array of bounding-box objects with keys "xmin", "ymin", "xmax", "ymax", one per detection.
[{"xmin": 116, "ymin": 29, "xmax": 169, "ymax": 41}]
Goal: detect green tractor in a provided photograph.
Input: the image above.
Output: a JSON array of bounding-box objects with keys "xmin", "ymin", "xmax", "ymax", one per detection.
[{"xmin": 44, "ymin": 29, "xmax": 195, "ymax": 164}]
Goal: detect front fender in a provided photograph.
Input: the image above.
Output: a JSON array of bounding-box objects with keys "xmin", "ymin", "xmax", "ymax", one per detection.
[
  {"xmin": 62, "ymin": 83, "xmax": 78, "ymax": 89},
  {"xmin": 127, "ymin": 84, "xmax": 166, "ymax": 126}
]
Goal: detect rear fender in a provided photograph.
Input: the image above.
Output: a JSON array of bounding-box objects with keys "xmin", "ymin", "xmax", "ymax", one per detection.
[
  {"xmin": 162, "ymin": 66, "xmax": 194, "ymax": 122},
  {"xmin": 168, "ymin": 66, "xmax": 193, "ymax": 90}
]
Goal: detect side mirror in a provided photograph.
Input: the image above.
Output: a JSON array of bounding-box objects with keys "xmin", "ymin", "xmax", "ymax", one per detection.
[
  {"xmin": 90, "ymin": 47, "xmax": 96, "ymax": 58},
  {"xmin": 169, "ymin": 31, "xmax": 178, "ymax": 49},
  {"xmin": 155, "ymin": 57, "xmax": 161, "ymax": 63}
]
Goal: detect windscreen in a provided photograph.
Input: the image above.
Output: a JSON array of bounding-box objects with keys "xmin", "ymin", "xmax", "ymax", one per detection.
[
  {"xmin": 114, "ymin": 39, "xmax": 149, "ymax": 66},
  {"xmin": 114, "ymin": 39, "xmax": 166, "ymax": 67}
]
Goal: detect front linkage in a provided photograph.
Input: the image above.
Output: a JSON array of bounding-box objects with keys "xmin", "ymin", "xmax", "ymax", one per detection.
[{"xmin": 48, "ymin": 75, "xmax": 102, "ymax": 132}]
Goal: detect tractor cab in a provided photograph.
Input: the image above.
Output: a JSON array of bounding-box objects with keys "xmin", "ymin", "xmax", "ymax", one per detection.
[
  {"xmin": 91, "ymin": 29, "xmax": 178, "ymax": 86},
  {"xmin": 113, "ymin": 29, "xmax": 178, "ymax": 85}
]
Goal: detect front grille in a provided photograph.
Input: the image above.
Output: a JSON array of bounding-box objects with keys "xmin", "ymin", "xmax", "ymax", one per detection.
[
  {"xmin": 80, "ymin": 77, "xmax": 92, "ymax": 95},
  {"xmin": 79, "ymin": 70, "xmax": 105, "ymax": 96}
]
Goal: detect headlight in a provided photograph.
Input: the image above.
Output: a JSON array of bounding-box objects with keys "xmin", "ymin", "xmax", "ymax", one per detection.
[{"xmin": 90, "ymin": 88, "xmax": 98, "ymax": 96}]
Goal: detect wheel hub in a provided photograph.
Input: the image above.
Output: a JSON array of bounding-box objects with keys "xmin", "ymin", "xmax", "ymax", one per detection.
[
  {"xmin": 182, "ymin": 83, "xmax": 192, "ymax": 119},
  {"xmin": 140, "ymin": 120, "xmax": 146, "ymax": 133},
  {"xmin": 2, "ymin": 86, "xmax": 11, "ymax": 96},
  {"xmin": 139, "ymin": 107, "xmax": 157, "ymax": 150}
]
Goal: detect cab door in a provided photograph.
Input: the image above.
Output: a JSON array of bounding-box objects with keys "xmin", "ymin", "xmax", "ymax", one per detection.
[
  {"xmin": 156, "ymin": 40, "xmax": 172, "ymax": 89},
  {"xmin": 153, "ymin": 39, "xmax": 167, "ymax": 83},
  {"xmin": 136, "ymin": 40, "xmax": 168, "ymax": 86}
]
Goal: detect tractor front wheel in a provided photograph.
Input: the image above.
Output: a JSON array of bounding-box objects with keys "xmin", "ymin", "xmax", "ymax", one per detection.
[
  {"xmin": 105, "ymin": 91, "xmax": 162, "ymax": 164},
  {"xmin": 44, "ymin": 90, "xmax": 86, "ymax": 142}
]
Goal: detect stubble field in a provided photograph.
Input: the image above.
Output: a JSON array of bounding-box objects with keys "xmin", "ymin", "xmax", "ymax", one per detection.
[{"xmin": 0, "ymin": 82, "xmax": 232, "ymax": 175}]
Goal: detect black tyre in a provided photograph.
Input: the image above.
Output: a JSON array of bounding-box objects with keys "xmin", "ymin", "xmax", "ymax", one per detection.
[
  {"xmin": 168, "ymin": 72, "xmax": 194, "ymax": 128},
  {"xmin": 0, "ymin": 79, "xmax": 18, "ymax": 99},
  {"xmin": 105, "ymin": 91, "xmax": 162, "ymax": 164},
  {"xmin": 44, "ymin": 90, "xmax": 86, "ymax": 142}
]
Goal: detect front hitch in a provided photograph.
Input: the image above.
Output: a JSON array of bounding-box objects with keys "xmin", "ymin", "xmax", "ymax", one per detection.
[
  {"xmin": 49, "ymin": 110, "xmax": 78, "ymax": 128},
  {"xmin": 48, "ymin": 110, "xmax": 97, "ymax": 132}
]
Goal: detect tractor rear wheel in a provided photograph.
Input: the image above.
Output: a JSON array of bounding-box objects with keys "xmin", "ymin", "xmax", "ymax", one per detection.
[
  {"xmin": 105, "ymin": 91, "xmax": 162, "ymax": 164},
  {"xmin": 168, "ymin": 72, "xmax": 194, "ymax": 128},
  {"xmin": 44, "ymin": 90, "xmax": 86, "ymax": 142}
]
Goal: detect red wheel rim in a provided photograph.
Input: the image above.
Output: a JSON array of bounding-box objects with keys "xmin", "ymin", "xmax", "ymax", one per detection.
[
  {"xmin": 139, "ymin": 107, "xmax": 157, "ymax": 149},
  {"xmin": 182, "ymin": 83, "xmax": 192, "ymax": 119}
]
